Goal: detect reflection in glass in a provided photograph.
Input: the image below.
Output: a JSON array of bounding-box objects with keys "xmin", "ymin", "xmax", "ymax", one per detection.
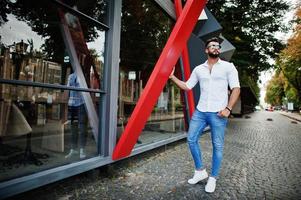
[
  {"xmin": 0, "ymin": 84, "xmax": 99, "ymax": 182},
  {"xmin": 58, "ymin": 0, "xmax": 107, "ymax": 23},
  {"xmin": 0, "ymin": 0, "xmax": 105, "ymax": 90},
  {"xmin": 0, "ymin": 0, "xmax": 106, "ymax": 182},
  {"xmin": 118, "ymin": 0, "xmax": 185, "ymax": 146}
]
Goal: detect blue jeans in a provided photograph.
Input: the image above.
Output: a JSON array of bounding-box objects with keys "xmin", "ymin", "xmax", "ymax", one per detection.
[{"xmin": 187, "ymin": 109, "xmax": 228, "ymax": 177}]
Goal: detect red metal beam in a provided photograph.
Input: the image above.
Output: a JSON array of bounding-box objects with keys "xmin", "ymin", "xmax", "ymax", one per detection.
[
  {"xmin": 174, "ymin": 0, "xmax": 196, "ymax": 118},
  {"xmin": 112, "ymin": 0, "xmax": 207, "ymax": 160}
]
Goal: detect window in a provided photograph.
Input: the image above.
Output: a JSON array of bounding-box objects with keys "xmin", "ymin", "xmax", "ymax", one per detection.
[
  {"xmin": 0, "ymin": 0, "xmax": 107, "ymax": 182},
  {"xmin": 118, "ymin": 0, "xmax": 185, "ymax": 146}
]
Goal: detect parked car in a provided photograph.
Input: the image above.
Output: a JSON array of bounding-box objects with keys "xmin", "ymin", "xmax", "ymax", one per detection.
[{"xmin": 265, "ymin": 106, "xmax": 274, "ymax": 111}]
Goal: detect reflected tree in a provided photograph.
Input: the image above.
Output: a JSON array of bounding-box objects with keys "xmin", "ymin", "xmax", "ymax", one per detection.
[
  {"xmin": 0, "ymin": 0, "xmax": 107, "ymax": 165},
  {"xmin": 0, "ymin": 0, "xmax": 11, "ymax": 26},
  {"xmin": 2, "ymin": 0, "xmax": 106, "ymax": 63},
  {"xmin": 120, "ymin": 0, "xmax": 173, "ymax": 82},
  {"xmin": 0, "ymin": 0, "xmax": 107, "ymax": 88},
  {"xmin": 277, "ymin": 6, "xmax": 301, "ymax": 105}
]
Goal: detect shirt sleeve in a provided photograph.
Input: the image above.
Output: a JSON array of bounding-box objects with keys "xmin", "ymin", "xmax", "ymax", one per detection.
[
  {"xmin": 227, "ymin": 63, "xmax": 240, "ymax": 89},
  {"xmin": 185, "ymin": 68, "xmax": 199, "ymax": 89}
]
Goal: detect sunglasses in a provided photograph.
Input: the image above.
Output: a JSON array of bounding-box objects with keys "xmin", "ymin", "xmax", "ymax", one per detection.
[{"xmin": 207, "ymin": 44, "xmax": 221, "ymax": 49}]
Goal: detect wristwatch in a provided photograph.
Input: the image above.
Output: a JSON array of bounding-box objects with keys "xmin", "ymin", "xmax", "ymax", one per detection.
[{"xmin": 226, "ymin": 107, "xmax": 232, "ymax": 112}]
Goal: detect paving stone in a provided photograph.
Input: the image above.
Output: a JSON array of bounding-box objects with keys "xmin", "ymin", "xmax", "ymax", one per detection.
[{"xmin": 10, "ymin": 111, "xmax": 301, "ymax": 200}]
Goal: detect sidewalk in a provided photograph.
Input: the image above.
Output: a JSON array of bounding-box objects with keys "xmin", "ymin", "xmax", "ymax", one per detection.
[
  {"xmin": 279, "ymin": 111, "xmax": 301, "ymax": 122},
  {"xmin": 9, "ymin": 111, "xmax": 301, "ymax": 199}
]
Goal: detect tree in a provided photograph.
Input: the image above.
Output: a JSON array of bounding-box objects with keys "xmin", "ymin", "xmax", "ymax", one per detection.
[
  {"xmin": 207, "ymin": 0, "xmax": 289, "ymax": 98},
  {"xmin": 277, "ymin": 6, "xmax": 301, "ymax": 104},
  {"xmin": 265, "ymin": 71, "xmax": 285, "ymax": 106},
  {"xmin": 265, "ymin": 69, "xmax": 300, "ymax": 107}
]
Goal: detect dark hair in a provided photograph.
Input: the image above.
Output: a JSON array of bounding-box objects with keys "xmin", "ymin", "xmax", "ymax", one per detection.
[{"xmin": 205, "ymin": 37, "xmax": 220, "ymax": 48}]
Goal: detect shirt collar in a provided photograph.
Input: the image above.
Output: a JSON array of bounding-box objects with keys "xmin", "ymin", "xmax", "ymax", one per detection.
[{"xmin": 203, "ymin": 58, "xmax": 222, "ymax": 67}]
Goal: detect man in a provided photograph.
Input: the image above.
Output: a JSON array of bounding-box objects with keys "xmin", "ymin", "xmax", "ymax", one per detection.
[
  {"xmin": 169, "ymin": 37, "xmax": 240, "ymax": 193},
  {"xmin": 65, "ymin": 72, "xmax": 87, "ymax": 159}
]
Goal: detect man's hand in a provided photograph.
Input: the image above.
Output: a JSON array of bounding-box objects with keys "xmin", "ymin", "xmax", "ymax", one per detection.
[
  {"xmin": 169, "ymin": 67, "xmax": 175, "ymax": 79},
  {"xmin": 218, "ymin": 108, "xmax": 231, "ymax": 118},
  {"xmin": 168, "ymin": 67, "xmax": 190, "ymax": 91}
]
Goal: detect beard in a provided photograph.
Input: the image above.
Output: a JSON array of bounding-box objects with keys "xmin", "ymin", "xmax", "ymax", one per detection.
[{"xmin": 208, "ymin": 52, "xmax": 220, "ymax": 58}]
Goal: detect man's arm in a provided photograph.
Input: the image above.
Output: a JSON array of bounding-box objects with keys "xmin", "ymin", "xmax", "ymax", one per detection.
[
  {"xmin": 218, "ymin": 87, "xmax": 240, "ymax": 117},
  {"xmin": 169, "ymin": 68, "xmax": 190, "ymax": 91},
  {"xmin": 227, "ymin": 87, "xmax": 240, "ymax": 110}
]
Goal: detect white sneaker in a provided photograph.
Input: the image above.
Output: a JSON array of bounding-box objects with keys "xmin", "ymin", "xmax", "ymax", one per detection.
[
  {"xmin": 188, "ymin": 169, "xmax": 208, "ymax": 184},
  {"xmin": 79, "ymin": 148, "xmax": 86, "ymax": 159},
  {"xmin": 205, "ymin": 177, "xmax": 217, "ymax": 193},
  {"xmin": 65, "ymin": 149, "xmax": 78, "ymax": 158}
]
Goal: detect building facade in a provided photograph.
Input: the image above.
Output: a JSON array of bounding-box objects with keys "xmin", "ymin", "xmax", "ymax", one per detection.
[{"xmin": 0, "ymin": 0, "xmax": 235, "ymax": 198}]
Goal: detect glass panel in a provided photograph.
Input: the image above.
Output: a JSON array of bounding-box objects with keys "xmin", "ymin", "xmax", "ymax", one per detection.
[
  {"xmin": 141, "ymin": 83, "xmax": 186, "ymax": 145},
  {"xmin": 58, "ymin": 0, "xmax": 108, "ymax": 24},
  {"xmin": 118, "ymin": 0, "xmax": 185, "ymax": 146},
  {"xmin": 0, "ymin": 83, "xmax": 100, "ymax": 182},
  {"xmin": 0, "ymin": 0, "xmax": 106, "ymax": 90}
]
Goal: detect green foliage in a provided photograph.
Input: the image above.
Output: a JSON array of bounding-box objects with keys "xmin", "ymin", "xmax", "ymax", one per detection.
[
  {"xmin": 265, "ymin": 70, "xmax": 300, "ymax": 107},
  {"xmin": 276, "ymin": 7, "xmax": 301, "ymax": 106},
  {"xmin": 207, "ymin": 0, "xmax": 289, "ymax": 74},
  {"xmin": 279, "ymin": 57, "xmax": 301, "ymax": 96},
  {"xmin": 207, "ymin": 0, "xmax": 289, "ymax": 103},
  {"xmin": 239, "ymin": 71, "xmax": 260, "ymax": 99},
  {"xmin": 285, "ymin": 87, "xmax": 299, "ymax": 104},
  {"xmin": 265, "ymin": 72, "xmax": 285, "ymax": 106}
]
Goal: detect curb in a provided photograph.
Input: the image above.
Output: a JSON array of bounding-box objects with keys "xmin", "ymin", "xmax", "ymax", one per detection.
[{"xmin": 280, "ymin": 113, "xmax": 301, "ymax": 123}]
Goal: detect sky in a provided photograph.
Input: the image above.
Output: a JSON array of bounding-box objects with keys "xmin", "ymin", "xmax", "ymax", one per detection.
[
  {"xmin": 0, "ymin": 13, "xmax": 105, "ymax": 62},
  {"xmin": 259, "ymin": 0, "xmax": 300, "ymax": 107}
]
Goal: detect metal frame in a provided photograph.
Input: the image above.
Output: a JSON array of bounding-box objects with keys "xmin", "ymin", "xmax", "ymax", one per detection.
[
  {"xmin": 51, "ymin": 0, "xmax": 109, "ymax": 29},
  {"xmin": 154, "ymin": 0, "xmax": 176, "ymax": 20},
  {"xmin": 0, "ymin": 156, "xmax": 110, "ymax": 199},
  {"xmin": 0, "ymin": 78, "xmax": 105, "ymax": 94},
  {"xmin": 102, "ymin": 0, "xmax": 122, "ymax": 157}
]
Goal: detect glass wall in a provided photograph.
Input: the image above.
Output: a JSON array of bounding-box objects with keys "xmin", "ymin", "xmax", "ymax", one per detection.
[
  {"xmin": 60, "ymin": 0, "xmax": 107, "ymax": 23},
  {"xmin": 0, "ymin": 84, "xmax": 99, "ymax": 182},
  {"xmin": 0, "ymin": 0, "xmax": 106, "ymax": 90},
  {"xmin": 0, "ymin": 0, "xmax": 107, "ymax": 182},
  {"xmin": 118, "ymin": 0, "xmax": 185, "ymax": 146}
]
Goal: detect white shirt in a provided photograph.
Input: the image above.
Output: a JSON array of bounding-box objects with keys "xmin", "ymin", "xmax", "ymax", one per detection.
[{"xmin": 185, "ymin": 59, "xmax": 240, "ymax": 112}]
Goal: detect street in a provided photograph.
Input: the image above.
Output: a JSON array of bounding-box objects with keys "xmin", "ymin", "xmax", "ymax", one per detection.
[{"xmin": 12, "ymin": 111, "xmax": 301, "ymax": 200}]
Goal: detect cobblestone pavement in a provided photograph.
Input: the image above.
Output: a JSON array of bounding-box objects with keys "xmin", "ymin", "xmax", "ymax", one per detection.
[{"xmin": 11, "ymin": 111, "xmax": 301, "ymax": 200}]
